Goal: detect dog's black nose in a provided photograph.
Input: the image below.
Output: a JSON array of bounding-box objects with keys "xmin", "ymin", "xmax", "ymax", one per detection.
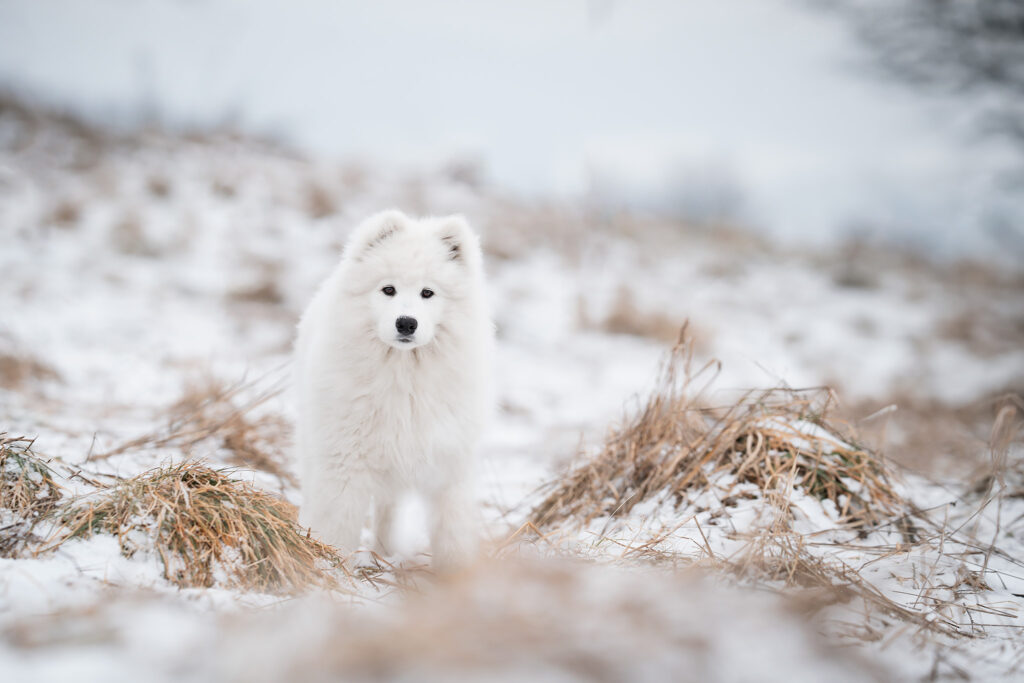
[{"xmin": 395, "ymin": 316, "xmax": 418, "ymax": 336}]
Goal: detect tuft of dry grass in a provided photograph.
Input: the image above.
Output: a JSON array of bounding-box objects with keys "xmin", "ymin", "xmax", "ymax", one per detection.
[
  {"xmin": 211, "ymin": 177, "xmax": 237, "ymax": 198},
  {"xmin": 525, "ymin": 327, "xmax": 1021, "ymax": 643},
  {"xmin": 937, "ymin": 308, "xmax": 1024, "ymax": 359},
  {"xmin": 110, "ymin": 210, "xmax": 160, "ymax": 257},
  {"xmin": 585, "ymin": 285, "xmax": 690, "ymax": 345},
  {"xmin": 146, "ymin": 174, "xmax": 171, "ymax": 198},
  {"xmin": 0, "ymin": 351, "xmax": 59, "ymax": 390},
  {"xmin": 1, "ymin": 434, "xmax": 62, "ymax": 519},
  {"xmin": 530, "ymin": 325, "xmax": 906, "ymax": 532},
  {"xmin": 479, "ymin": 203, "xmax": 590, "ymax": 261},
  {"xmin": 226, "ymin": 259, "xmax": 286, "ymax": 306},
  {"xmin": 227, "ymin": 280, "xmax": 285, "ymax": 305},
  {"xmin": 0, "ymin": 434, "xmax": 63, "ymax": 557},
  {"xmin": 51, "ymin": 461, "xmax": 344, "ymax": 594},
  {"xmin": 48, "ymin": 198, "xmax": 81, "ymax": 228},
  {"xmin": 305, "ymin": 181, "xmax": 337, "ymax": 219}
]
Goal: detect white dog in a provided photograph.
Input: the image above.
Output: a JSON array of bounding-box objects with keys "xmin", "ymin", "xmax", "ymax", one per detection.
[{"xmin": 293, "ymin": 210, "xmax": 493, "ymax": 568}]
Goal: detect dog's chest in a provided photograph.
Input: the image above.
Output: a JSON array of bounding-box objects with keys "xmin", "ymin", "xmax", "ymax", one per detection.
[{"xmin": 341, "ymin": 360, "xmax": 473, "ymax": 462}]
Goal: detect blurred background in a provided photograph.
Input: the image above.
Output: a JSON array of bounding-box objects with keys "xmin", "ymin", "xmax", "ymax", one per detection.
[
  {"xmin": 1, "ymin": 2, "xmax": 1023, "ymax": 680},
  {"xmin": 2, "ymin": 0, "xmax": 1023, "ymax": 260}
]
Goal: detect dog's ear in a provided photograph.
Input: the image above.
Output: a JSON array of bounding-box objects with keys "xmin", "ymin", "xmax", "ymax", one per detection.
[
  {"xmin": 436, "ymin": 215, "xmax": 481, "ymax": 267},
  {"xmin": 348, "ymin": 210, "xmax": 407, "ymax": 259}
]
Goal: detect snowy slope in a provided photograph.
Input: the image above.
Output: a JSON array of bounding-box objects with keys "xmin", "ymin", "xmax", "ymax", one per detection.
[{"xmin": 1, "ymin": 102, "xmax": 1023, "ymax": 680}]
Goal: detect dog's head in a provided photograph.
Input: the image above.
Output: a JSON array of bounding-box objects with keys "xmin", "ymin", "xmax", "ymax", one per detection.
[{"xmin": 342, "ymin": 210, "xmax": 484, "ymax": 351}]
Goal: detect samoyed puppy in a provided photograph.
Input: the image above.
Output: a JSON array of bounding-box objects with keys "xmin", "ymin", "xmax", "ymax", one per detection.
[{"xmin": 294, "ymin": 210, "xmax": 493, "ymax": 568}]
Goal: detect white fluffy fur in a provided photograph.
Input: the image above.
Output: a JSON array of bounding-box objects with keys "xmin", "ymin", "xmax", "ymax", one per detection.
[{"xmin": 294, "ymin": 210, "xmax": 493, "ymax": 568}]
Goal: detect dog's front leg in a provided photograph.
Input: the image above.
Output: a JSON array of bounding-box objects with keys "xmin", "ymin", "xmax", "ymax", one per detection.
[
  {"xmin": 301, "ymin": 473, "xmax": 372, "ymax": 559},
  {"xmin": 428, "ymin": 481, "xmax": 479, "ymax": 570},
  {"xmin": 373, "ymin": 494, "xmax": 396, "ymax": 557}
]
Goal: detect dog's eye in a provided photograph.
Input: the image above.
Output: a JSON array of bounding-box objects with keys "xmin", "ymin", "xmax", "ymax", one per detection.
[
  {"xmin": 420, "ymin": 288, "xmax": 434, "ymax": 299},
  {"xmin": 381, "ymin": 285, "xmax": 396, "ymax": 296}
]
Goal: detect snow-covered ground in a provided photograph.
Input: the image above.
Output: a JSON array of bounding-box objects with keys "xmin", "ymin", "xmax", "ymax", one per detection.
[{"xmin": 1, "ymin": 101, "xmax": 1023, "ymax": 680}]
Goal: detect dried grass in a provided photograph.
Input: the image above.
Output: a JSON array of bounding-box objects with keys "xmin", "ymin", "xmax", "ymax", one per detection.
[
  {"xmin": 110, "ymin": 211, "xmax": 159, "ymax": 257},
  {"xmin": 526, "ymin": 327, "xmax": 1023, "ymax": 642},
  {"xmin": 171, "ymin": 378, "xmax": 294, "ymax": 486},
  {"xmin": 845, "ymin": 393, "xmax": 989, "ymax": 476},
  {"xmin": 226, "ymin": 259, "xmax": 285, "ymax": 306},
  {"xmin": 716, "ymin": 394, "xmax": 1024, "ymax": 641},
  {"xmin": 937, "ymin": 309, "xmax": 1024, "ymax": 358},
  {"xmin": 587, "ymin": 286, "xmax": 689, "ymax": 345},
  {"xmin": 305, "ymin": 181, "xmax": 337, "ymax": 219},
  {"xmin": 91, "ymin": 376, "xmax": 295, "ymax": 488},
  {"xmin": 0, "ymin": 434, "xmax": 62, "ymax": 557},
  {"xmin": 48, "ymin": 198, "xmax": 81, "ymax": 228},
  {"xmin": 531, "ymin": 325, "xmax": 906, "ymax": 532},
  {"xmin": 211, "ymin": 177, "xmax": 237, "ymax": 198},
  {"xmin": 146, "ymin": 174, "xmax": 171, "ymax": 198},
  {"xmin": 50, "ymin": 461, "xmax": 344, "ymax": 594},
  {"xmin": 970, "ymin": 396, "xmax": 1024, "ymax": 499},
  {"xmin": 227, "ymin": 280, "xmax": 285, "ymax": 305},
  {"xmin": 1, "ymin": 434, "xmax": 62, "ymax": 518},
  {"xmin": 0, "ymin": 351, "xmax": 59, "ymax": 390}
]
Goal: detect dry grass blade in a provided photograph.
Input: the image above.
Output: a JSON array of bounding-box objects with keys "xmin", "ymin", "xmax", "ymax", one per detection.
[
  {"xmin": 0, "ymin": 352, "xmax": 59, "ymax": 390},
  {"xmin": 50, "ymin": 461, "xmax": 346, "ymax": 594},
  {"xmin": 980, "ymin": 400, "xmax": 1021, "ymax": 576}
]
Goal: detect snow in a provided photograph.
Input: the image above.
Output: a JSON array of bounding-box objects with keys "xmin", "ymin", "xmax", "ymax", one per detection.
[{"xmin": 0, "ymin": 104, "xmax": 1022, "ymax": 680}]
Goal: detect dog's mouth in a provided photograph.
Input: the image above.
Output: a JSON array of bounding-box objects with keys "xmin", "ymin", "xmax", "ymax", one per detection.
[{"xmin": 387, "ymin": 331, "xmax": 425, "ymax": 349}]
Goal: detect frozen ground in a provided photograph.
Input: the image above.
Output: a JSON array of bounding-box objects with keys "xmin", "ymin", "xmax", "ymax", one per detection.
[{"xmin": 1, "ymin": 100, "xmax": 1023, "ymax": 680}]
